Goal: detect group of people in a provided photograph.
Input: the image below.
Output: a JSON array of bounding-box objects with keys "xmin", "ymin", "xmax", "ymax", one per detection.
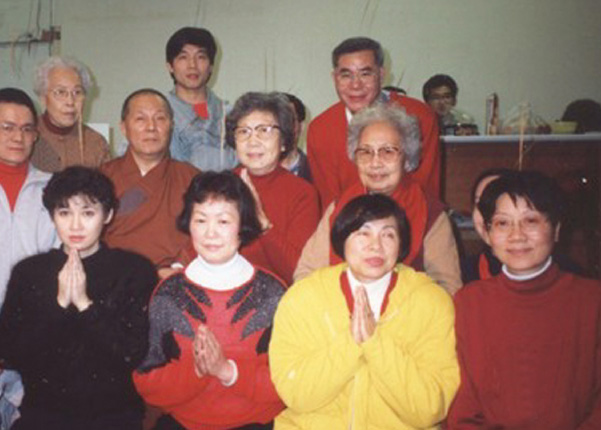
[{"xmin": 0, "ymin": 25, "xmax": 600, "ymax": 430}]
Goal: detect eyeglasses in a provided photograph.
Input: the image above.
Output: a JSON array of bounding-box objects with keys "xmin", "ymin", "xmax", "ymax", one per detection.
[
  {"xmin": 0, "ymin": 122, "xmax": 38, "ymax": 139},
  {"xmin": 234, "ymin": 124, "xmax": 280, "ymax": 142},
  {"xmin": 50, "ymin": 87, "xmax": 86, "ymax": 100},
  {"xmin": 335, "ymin": 69, "xmax": 378, "ymax": 85},
  {"xmin": 488, "ymin": 214, "xmax": 550, "ymax": 235},
  {"xmin": 354, "ymin": 146, "xmax": 401, "ymax": 163}
]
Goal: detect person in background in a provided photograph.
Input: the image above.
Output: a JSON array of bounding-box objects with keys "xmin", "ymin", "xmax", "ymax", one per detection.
[
  {"xmin": 561, "ymin": 98, "xmax": 601, "ymax": 133},
  {"xmin": 31, "ymin": 56, "xmax": 111, "ymax": 172},
  {"xmin": 0, "ymin": 87, "xmax": 58, "ymax": 429},
  {"xmin": 270, "ymin": 194, "xmax": 459, "ymax": 429},
  {"xmin": 422, "ymin": 74, "xmax": 477, "ymax": 136},
  {"xmin": 296, "ymin": 103, "xmax": 462, "ymax": 295},
  {"xmin": 307, "ymin": 37, "xmax": 440, "ymax": 209},
  {"xmin": 226, "ymin": 92, "xmax": 319, "ymax": 285},
  {"xmin": 447, "ymin": 170, "xmax": 601, "ymax": 428},
  {"xmin": 280, "ymin": 93, "xmax": 312, "ymax": 183},
  {"xmin": 165, "ymin": 27, "xmax": 237, "ymax": 171},
  {"xmin": 101, "ymin": 89, "xmax": 198, "ymax": 279},
  {"xmin": 134, "ymin": 171, "xmax": 285, "ymax": 430},
  {"xmin": 0, "ymin": 166, "xmax": 157, "ymax": 430}
]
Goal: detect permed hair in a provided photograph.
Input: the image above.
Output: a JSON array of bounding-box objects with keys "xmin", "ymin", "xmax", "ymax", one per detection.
[
  {"xmin": 347, "ymin": 103, "xmax": 421, "ymax": 173},
  {"xmin": 225, "ymin": 92, "xmax": 295, "ymax": 160},
  {"xmin": 0, "ymin": 87, "xmax": 38, "ymax": 124},
  {"xmin": 43, "ymin": 166, "xmax": 117, "ymax": 216},
  {"xmin": 33, "ymin": 56, "xmax": 93, "ymax": 98},
  {"xmin": 422, "ymin": 74, "xmax": 458, "ymax": 102},
  {"xmin": 331, "ymin": 194, "xmax": 410, "ymax": 263},
  {"xmin": 120, "ymin": 88, "xmax": 173, "ymax": 121},
  {"xmin": 478, "ymin": 170, "xmax": 565, "ymax": 230},
  {"xmin": 166, "ymin": 27, "xmax": 217, "ymax": 65},
  {"xmin": 332, "ymin": 37, "xmax": 384, "ymax": 68},
  {"xmin": 176, "ymin": 171, "xmax": 262, "ymax": 247}
]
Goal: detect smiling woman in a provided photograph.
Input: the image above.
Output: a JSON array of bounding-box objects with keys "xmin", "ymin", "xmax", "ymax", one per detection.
[
  {"xmin": 0, "ymin": 166, "xmax": 157, "ymax": 430},
  {"xmin": 133, "ymin": 171, "xmax": 286, "ymax": 430},
  {"xmin": 269, "ymin": 193, "xmax": 459, "ymax": 429}
]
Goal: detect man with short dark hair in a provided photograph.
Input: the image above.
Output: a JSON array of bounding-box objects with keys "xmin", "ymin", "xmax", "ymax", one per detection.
[
  {"xmin": 101, "ymin": 89, "xmax": 198, "ymax": 278},
  {"xmin": 307, "ymin": 37, "xmax": 440, "ymax": 209},
  {"xmin": 0, "ymin": 87, "xmax": 57, "ymax": 428},
  {"xmin": 165, "ymin": 27, "xmax": 236, "ymax": 171},
  {"xmin": 0, "ymin": 87, "xmax": 57, "ymax": 306}
]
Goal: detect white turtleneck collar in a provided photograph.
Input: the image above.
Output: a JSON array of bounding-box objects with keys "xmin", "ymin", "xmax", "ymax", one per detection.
[
  {"xmin": 346, "ymin": 268, "xmax": 392, "ymax": 321},
  {"xmin": 185, "ymin": 252, "xmax": 254, "ymax": 291},
  {"xmin": 502, "ymin": 256, "xmax": 553, "ymax": 282}
]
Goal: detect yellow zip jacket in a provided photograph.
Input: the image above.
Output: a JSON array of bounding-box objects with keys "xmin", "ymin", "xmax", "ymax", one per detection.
[{"xmin": 269, "ymin": 263, "xmax": 459, "ymax": 429}]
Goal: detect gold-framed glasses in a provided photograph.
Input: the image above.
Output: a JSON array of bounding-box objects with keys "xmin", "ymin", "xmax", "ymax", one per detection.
[
  {"xmin": 0, "ymin": 122, "xmax": 38, "ymax": 139},
  {"xmin": 335, "ymin": 69, "xmax": 377, "ymax": 85},
  {"xmin": 234, "ymin": 124, "xmax": 280, "ymax": 141},
  {"xmin": 488, "ymin": 215, "xmax": 549, "ymax": 235},
  {"xmin": 50, "ymin": 87, "xmax": 86, "ymax": 100},
  {"xmin": 354, "ymin": 146, "xmax": 401, "ymax": 163}
]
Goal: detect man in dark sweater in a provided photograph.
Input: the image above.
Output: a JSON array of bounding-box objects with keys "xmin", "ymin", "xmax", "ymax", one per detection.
[{"xmin": 0, "ymin": 166, "xmax": 158, "ymax": 430}]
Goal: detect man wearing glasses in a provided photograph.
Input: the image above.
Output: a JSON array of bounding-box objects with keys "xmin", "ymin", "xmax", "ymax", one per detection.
[
  {"xmin": 31, "ymin": 56, "xmax": 110, "ymax": 173},
  {"xmin": 307, "ymin": 37, "xmax": 440, "ymax": 210}
]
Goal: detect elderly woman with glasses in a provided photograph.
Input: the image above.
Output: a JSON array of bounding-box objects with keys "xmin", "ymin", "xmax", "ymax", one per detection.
[
  {"xmin": 227, "ymin": 92, "xmax": 320, "ymax": 285},
  {"xmin": 295, "ymin": 103, "xmax": 461, "ymax": 295},
  {"xmin": 31, "ymin": 56, "xmax": 111, "ymax": 173},
  {"xmin": 447, "ymin": 170, "xmax": 601, "ymax": 429},
  {"xmin": 270, "ymin": 194, "xmax": 459, "ymax": 429}
]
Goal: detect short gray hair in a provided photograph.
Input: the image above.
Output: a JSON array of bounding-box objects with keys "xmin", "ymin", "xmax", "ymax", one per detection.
[
  {"xmin": 347, "ymin": 103, "xmax": 421, "ymax": 173},
  {"xmin": 33, "ymin": 56, "xmax": 93, "ymax": 97}
]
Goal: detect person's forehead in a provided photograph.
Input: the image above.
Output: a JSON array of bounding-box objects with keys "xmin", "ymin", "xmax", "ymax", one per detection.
[
  {"xmin": 127, "ymin": 94, "xmax": 169, "ymax": 115},
  {"xmin": 431, "ymin": 85, "xmax": 453, "ymax": 95},
  {"xmin": 48, "ymin": 66, "xmax": 81, "ymax": 85},
  {"xmin": 179, "ymin": 44, "xmax": 209, "ymax": 55},
  {"xmin": 0, "ymin": 102, "xmax": 35, "ymax": 123},
  {"xmin": 336, "ymin": 50, "xmax": 378, "ymax": 69}
]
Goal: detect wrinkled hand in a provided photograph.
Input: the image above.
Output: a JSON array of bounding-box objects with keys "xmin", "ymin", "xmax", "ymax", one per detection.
[
  {"xmin": 57, "ymin": 249, "xmax": 92, "ymax": 311},
  {"xmin": 240, "ymin": 168, "xmax": 272, "ymax": 232},
  {"xmin": 351, "ymin": 285, "xmax": 376, "ymax": 344},
  {"xmin": 193, "ymin": 324, "xmax": 234, "ymax": 383}
]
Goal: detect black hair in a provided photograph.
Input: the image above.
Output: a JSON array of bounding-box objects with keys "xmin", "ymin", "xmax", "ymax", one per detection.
[
  {"xmin": 166, "ymin": 27, "xmax": 217, "ymax": 65},
  {"xmin": 332, "ymin": 37, "xmax": 384, "ymax": 68},
  {"xmin": 176, "ymin": 171, "xmax": 262, "ymax": 246},
  {"xmin": 120, "ymin": 88, "xmax": 173, "ymax": 121},
  {"xmin": 422, "ymin": 74, "xmax": 458, "ymax": 102},
  {"xmin": 478, "ymin": 170, "xmax": 565, "ymax": 230},
  {"xmin": 225, "ymin": 92, "xmax": 295, "ymax": 160},
  {"xmin": 561, "ymin": 99, "xmax": 601, "ymax": 133},
  {"xmin": 383, "ymin": 85, "xmax": 407, "ymax": 95},
  {"xmin": 283, "ymin": 92, "xmax": 306, "ymax": 122},
  {"xmin": 331, "ymin": 194, "xmax": 410, "ymax": 262},
  {"xmin": 470, "ymin": 167, "xmax": 515, "ymax": 205},
  {"xmin": 43, "ymin": 166, "xmax": 117, "ymax": 216},
  {"xmin": 0, "ymin": 87, "xmax": 38, "ymax": 124}
]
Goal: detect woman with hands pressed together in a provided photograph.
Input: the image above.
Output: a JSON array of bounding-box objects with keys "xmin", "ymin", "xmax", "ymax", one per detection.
[
  {"xmin": 134, "ymin": 171, "xmax": 286, "ymax": 430},
  {"xmin": 269, "ymin": 194, "xmax": 459, "ymax": 430},
  {"xmin": 0, "ymin": 166, "xmax": 157, "ymax": 430}
]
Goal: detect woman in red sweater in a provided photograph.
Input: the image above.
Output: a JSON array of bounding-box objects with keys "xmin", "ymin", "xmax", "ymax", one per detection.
[
  {"xmin": 225, "ymin": 92, "xmax": 320, "ymax": 285},
  {"xmin": 447, "ymin": 170, "xmax": 601, "ymax": 429},
  {"xmin": 134, "ymin": 171, "xmax": 285, "ymax": 430}
]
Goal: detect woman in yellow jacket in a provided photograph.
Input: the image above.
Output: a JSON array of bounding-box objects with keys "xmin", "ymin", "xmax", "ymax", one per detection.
[{"xmin": 269, "ymin": 194, "xmax": 459, "ymax": 429}]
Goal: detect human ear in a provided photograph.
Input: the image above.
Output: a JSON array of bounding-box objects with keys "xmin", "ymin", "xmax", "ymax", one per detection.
[
  {"xmin": 554, "ymin": 222, "xmax": 561, "ymax": 242},
  {"xmin": 104, "ymin": 209, "xmax": 114, "ymax": 225}
]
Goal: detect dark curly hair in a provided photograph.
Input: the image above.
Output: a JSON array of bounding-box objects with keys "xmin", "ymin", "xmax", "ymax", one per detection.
[
  {"xmin": 43, "ymin": 166, "xmax": 117, "ymax": 216},
  {"xmin": 177, "ymin": 171, "xmax": 262, "ymax": 246}
]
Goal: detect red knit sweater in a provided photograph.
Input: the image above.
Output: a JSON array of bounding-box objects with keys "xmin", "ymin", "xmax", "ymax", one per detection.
[
  {"xmin": 447, "ymin": 265, "xmax": 601, "ymax": 429},
  {"xmin": 0, "ymin": 161, "xmax": 28, "ymax": 211},
  {"xmin": 236, "ymin": 166, "xmax": 320, "ymax": 285},
  {"xmin": 307, "ymin": 91, "xmax": 440, "ymax": 209}
]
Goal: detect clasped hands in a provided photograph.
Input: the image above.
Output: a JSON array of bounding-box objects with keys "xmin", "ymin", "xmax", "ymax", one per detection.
[
  {"xmin": 193, "ymin": 324, "xmax": 235, "ymax": 385},
  {"xmin": 351, "ymin": 285, "xmax": 376, "ymax": 344},
  {"xmin": 57, "ymin": 248, "xmax": 93, "ymax": 312}
]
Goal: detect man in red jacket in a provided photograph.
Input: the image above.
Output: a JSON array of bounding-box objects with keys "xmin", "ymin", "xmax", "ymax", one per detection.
[{"xmin": 307, "ymin": 37, "xmax": 440, "ymax": 209}]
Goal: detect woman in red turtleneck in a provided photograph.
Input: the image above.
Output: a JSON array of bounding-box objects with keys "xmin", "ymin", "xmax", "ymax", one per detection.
[
  {"xmin": 224, "ymin": 92, "xmax": 320, "ymax": 285},
  {"xmin": 447, "ymin": 171, "xmax": 601, "ymax": 429}
]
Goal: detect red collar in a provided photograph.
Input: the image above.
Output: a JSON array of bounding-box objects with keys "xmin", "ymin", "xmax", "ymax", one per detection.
[{"xmin": 339, "ymin": 270, "xmax": 398, "ymax": 317}]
